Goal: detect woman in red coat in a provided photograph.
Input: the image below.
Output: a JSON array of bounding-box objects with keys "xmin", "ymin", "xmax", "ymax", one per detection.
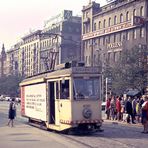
[{"xmin": 116, "ymin": 97, "xmax": 121, "ymax": 121}]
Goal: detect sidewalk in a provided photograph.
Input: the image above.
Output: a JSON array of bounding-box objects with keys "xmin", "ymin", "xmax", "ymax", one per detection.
[{"xmin": 103, "ymin": 118, "xmax": 142, "ymax": 127}]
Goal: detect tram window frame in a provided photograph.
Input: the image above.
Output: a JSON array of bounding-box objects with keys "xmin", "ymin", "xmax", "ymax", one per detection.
[
  {"xmin": 56, "ymin": 81, "xmax": 59, "ymax": 99},
  {"xmin": 60, "ymin": 79, "xmax": 70, "ymax": 99},
  {"xmin": 73, "ymin": 77, "xmax": 100, "ymax": 100}
]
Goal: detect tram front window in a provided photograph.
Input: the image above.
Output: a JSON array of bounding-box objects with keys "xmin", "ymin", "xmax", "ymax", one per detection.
[
  {"xmin": 73, "ymin": 77, "xmax": 100, "ymax": 100},
  {"xmin": 60, "ymin": 80, "xmax": 70, "ymax": 99}
]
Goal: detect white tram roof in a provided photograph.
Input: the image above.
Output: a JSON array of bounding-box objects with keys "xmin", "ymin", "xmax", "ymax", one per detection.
[{"xmin": 20, "ymin": 66, "xmax": 101, "ymax": 86}]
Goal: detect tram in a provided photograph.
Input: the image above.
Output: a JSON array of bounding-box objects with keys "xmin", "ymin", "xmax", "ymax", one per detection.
[{"xmin": 20, "ymin": 62, "xmax": 103, "ymax": 133}]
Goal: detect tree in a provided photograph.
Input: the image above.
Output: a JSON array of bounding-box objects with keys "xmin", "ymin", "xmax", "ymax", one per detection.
[
  {"xmin": 104, "ymin": 45, "xmax": 148, "ymax": 95},
  {"xmin": 0, "ymin": 75, "xmax": 23, "ymax": 97}
]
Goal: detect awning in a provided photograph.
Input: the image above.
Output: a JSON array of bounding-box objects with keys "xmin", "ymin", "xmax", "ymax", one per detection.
[{"xmin": 126, "ymin": 90, "xmax": 140, "ymax": 96}]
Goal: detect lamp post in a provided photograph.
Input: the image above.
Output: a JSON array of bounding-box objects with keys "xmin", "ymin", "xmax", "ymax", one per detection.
[{"xmin": 105, "ymin": 77, "xmax": 108, "ymax": 101}]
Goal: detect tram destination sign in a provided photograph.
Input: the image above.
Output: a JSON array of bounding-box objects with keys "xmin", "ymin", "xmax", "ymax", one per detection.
[{"xmin": 72, "ymin": 67, "xmax": 101, "ymax": 74}]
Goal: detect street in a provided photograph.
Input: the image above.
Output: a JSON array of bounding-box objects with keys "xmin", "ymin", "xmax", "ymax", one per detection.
[{"xmin": 0, "ymin": 101, "xmax": 148, "ymax": 148}]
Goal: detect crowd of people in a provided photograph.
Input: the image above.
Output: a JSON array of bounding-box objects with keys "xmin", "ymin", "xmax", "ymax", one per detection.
[{"xmin": 105, "ymin": 95, "xmax": 148, "ymax": 133}]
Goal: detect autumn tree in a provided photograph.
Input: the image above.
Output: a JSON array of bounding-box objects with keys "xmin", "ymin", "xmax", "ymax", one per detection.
[{"xmin": 104, "ymin": 45, "xmax": 148, "ymax": 95}]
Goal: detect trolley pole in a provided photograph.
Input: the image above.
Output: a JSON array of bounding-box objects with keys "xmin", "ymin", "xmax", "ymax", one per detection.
[{"xmin": 105, "ymin": 77, "xmax": 108, "ymax": 101}]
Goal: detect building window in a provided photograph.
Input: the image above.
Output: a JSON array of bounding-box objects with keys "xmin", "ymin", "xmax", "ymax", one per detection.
[
  {"xmin": 126, "ymin": 11, "xmax": 130, "ymax": 21},
  {"xmin": 133, "ymin": 29, "xmax": 136, "ymax": 39},
  {"xmin": 94, "ymin": 23, "xmax": 96, "ymax": 31},
  {"xmin": 98, "ymin": 21, "xmax": 101, "ymax": 29},
  {"xmin": 103, "ymin": 19, "xmax": 106, "ymax": 28},
  {"xmin": 126, "ymin": 31, "xmax": 130, "ymax": 40},
  {"xmin": 120, "ymin": 14, "xmax": 123, "ymax": 23},
  {"xmin": 98, "ymin": 38, "xmax": 100, "ymax": 45},
  {"xmin": 86, "ymin": 56, "xmax": 88, "ymax": 65},
  {"xmin": 108, "ymin": 52, "xmax": 110, "ymax": 62},
  {"xmin": 114, "ymin": 52, "xmax": 117, "ymax": 62},
  {"xmin": 119, "ymin": 33, "xmax": 122, "ymax": 42},
  {"xmin": 86, "ymin": 11, "xmax": 89, "ymax": 18},
  {"xmin": 133, "ymin": 9, "xmax": 136, "ymax": 16},
  {"xmin": 114, "ymin": 16, "xmax": 117, "ymax": 25},
  {"xmin": 108, "ymin": 35, "xmax": 110, "ymax": 43},
  {"xmin": 103, "ymin": 37, "xmax": 106, "ymax": 45},
  {"xmin": 93, "ymin": 39, "xmax": 97, "ymax": 48},
  {"xmin": 140, "ymin": 6, "xmax": 144, "ymax": 16},
  {"xmin": 114, "ymin": 34, "xmax": 116, "ymax": 42},
  {"xmin": 108, "ymin": 17, "xmax": 111, "ymax": 27},
  {"xmin": 140, "ymin": 27, "xmax": 144, "ymax": 38},
  {"xmin": 89, "ymin": 56, "xmax": 91, "ymax": 65},
  {"xmin": 94, "ymin": 55, "xmax": 96, "ymax": 65}
]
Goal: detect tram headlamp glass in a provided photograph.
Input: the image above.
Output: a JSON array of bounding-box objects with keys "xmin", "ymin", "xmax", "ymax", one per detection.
[{"xmin": 82, "ymin": 108, "xmax": 92, "ymax": 119}]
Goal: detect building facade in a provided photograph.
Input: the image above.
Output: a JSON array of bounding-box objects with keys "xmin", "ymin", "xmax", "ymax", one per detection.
[
  {"xmin": 6, "ymin": 43, "xmax": 20, "ymax": 76},
  {"xmin": 82, "ymin": 0, "xmax": 148, "ymax": 67},
  {"xmin": 0, "ymin": 43, "xmax": 20, "ymax": 77},
  {"xmin": 19, "ymin": 30, "xmax": 42, "ymax": 77},
  {"xmin": 17, "ymin": 10, "xmax": 81, "ymax": 77},
  {"xmin": 0, "ymin": 10, "xmax": 81, "ymax": 78},
  {"xmin": 40, "ymin": 10, "xmax": 81, "ymax": 73}
]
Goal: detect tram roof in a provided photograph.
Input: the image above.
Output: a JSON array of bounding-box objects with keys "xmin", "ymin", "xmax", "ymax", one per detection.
[{"xmin": 20, "ymin": 66, "xmax": 101, "ymax": 86}]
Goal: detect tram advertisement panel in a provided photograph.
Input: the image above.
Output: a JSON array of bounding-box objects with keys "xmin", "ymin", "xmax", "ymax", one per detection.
[{"xmin": 23, "ymin": 83, "xmax": 47, "ymax": 121}]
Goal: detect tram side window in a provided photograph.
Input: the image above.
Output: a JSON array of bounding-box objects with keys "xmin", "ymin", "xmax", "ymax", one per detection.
[{"xmin": 60, "ymin": 80, "xmax": 69, "ymax": 99}]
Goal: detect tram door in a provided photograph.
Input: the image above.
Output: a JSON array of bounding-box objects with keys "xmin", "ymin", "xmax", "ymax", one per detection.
[{"xmin": 48, "ymin": 81, "xmax": 55, "ymax": 124}]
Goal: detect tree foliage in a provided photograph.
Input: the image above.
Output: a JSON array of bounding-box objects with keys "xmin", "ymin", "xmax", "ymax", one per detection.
[
  {"xmin": 104, "ymin": 46, "xmax": 148, "ymax": 95},
  {"xmin": 0, "ymin": 75, "xmax": 23, "ymax": 97}
]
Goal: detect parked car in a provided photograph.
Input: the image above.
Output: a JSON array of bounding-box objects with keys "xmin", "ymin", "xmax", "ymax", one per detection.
[
  {"xmin": 5, "ymin": 96, "xmax": 11, "ymax": 101},
  {"xmin": 0, "ymin": 96, "xmax": 5, "ymax": 101},
  {"xmin": 15, "ymin": 97, "xmax": 21, "ymax": 103}
]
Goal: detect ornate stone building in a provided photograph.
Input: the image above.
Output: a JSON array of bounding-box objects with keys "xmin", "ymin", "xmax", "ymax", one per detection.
[{"xmin": 82, "ymin": 0, "xmax": 148, "ymax": 66}]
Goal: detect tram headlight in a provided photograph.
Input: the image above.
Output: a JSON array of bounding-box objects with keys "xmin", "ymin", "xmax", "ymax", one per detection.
[{"xmin": 82, "ymin": 108, "xmax": 92, "ymax": 119}]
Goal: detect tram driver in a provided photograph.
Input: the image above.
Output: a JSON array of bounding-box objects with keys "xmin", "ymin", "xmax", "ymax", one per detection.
[{"xmin": 61, "ymin": 88, "xmax": 69, "ymax": 99}]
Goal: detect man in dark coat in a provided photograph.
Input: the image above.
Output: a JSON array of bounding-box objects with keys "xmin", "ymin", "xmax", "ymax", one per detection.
[{"xmin": 125, "ymin": 97, "xmax": 136, "ymax": 124}]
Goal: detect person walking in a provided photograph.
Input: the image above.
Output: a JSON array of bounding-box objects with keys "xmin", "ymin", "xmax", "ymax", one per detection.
[
  {"xmin": 7, "ymin": 98, "xmax": 16, "ymax": 127},
  {"xmin": 141, "ymin": 96, "xmax": 148, "ymax": 133}
]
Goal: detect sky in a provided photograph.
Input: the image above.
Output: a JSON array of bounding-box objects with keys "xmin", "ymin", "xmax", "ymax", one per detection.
[{"xmin": 0, "ymin": 0, "xmax": 107, "ymax": 50}]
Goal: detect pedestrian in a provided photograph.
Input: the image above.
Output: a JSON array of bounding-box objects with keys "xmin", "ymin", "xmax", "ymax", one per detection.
[
  {"xmin": 110, "ymin": 96, "xmax": 116, "ymax": 120},
  {"xmin": 125, "ymin": 97, "xmax": 136, "ymax": 124},
  {"xmin": 136, "ymin": 100, "xmax": 141, "ymax": 123},
  {"xmin": 132, "ymin": 96, "xmax": 137, "ymax": 120},
  {"xmin": 116, "ymin": 96, "xmax": 122, "ymax": 121},
  {"xmin": 7, "ymin": 98, "xmax": 16, "ymax": 127},
  {"xmin": 141, "ymin": 96, "xmax": 148, "ymax": 133},
  {"xmin": 105, "ymin": 98, "xmax": 111, "ymax": 120}
]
